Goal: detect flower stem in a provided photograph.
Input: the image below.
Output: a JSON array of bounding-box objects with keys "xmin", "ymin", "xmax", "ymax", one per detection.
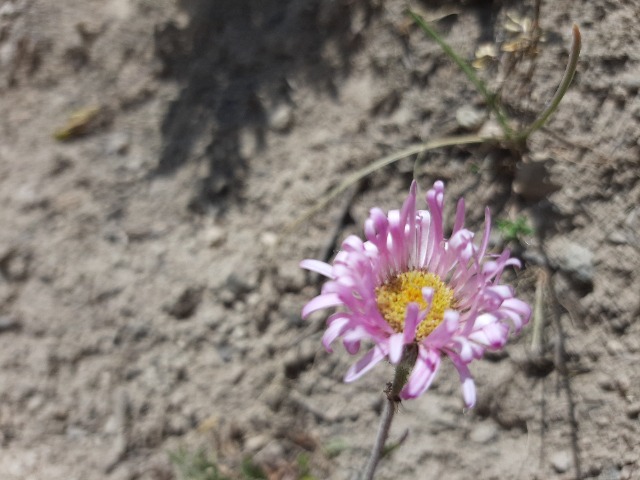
[
  {"xmin": 361, "ymin": 345, "xmax": 418, "ymax": 480},
  {"xmin": 361, "ymin": 393, "xmax": 396, "ymax": 480}
]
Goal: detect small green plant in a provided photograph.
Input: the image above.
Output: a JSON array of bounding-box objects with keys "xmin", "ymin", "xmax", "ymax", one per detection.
[
  {"xmin": 240, "ymin": 457, "xmax": 268, "ymax": 480},
  {"xmin": 323, "ymin": 438, "xmax": 348, "ymax": 459},
  {"xmin": 170, "ymin": 448, "xmax": 231, "ymax": 480},
  {"xmin": 170, "ymin": 449, "xmax": 269, "ymax": 480},
  {"xmin": 289, "ymin": 13, "xmax": 581, "ymax": 231},
  {"xmin": 296, "ymin": 452, "xmax": 318, "ymax": 480},
  {"xmin": 497, "ymin": 216, "xmax": 534, "ymax": 242}
]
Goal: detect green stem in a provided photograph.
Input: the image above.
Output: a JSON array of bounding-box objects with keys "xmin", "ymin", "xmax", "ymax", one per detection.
[
  {"xmin": 518, "ymin": 25, "xmax": 581, "ymax": 140},
  {"xmin": 408, "ymin": 10, "xmax": 513, "ymax": 137}
]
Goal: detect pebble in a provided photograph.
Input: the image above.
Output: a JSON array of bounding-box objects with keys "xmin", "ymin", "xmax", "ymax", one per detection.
[
  {"xmin": 13, "ymin": 184, "xmax": 48, "ymax": 210},
  {"xmin": 245, "ymin": 434, "xmax": 269, "ymax": 453},
  {"xmin": 0, "ymin": 315, "xmax": 21, "ymax": 333},
  {"xmin": 260, "ymin": 231, "xmax": 278, "ymax": 248},
  {"xmin": 546, "ymin": 237, "xmax": 595, "ymax": 286},
  {"xmin": 204, "ymin": 225, "xmax": 226, "ymax": 247},
  {"xmin": 105, "ymin": 132, "xmax": 130, "ymax": 155},
  {"xmin": 106, "ymin": 0, "xmax": 133, "ymax": 19},
  {"xmin": 224, "ymin": 267, "xmax": 259, "ymax": 297},
  {"xmin": 164, "ymin": 286, "xmax": 203, "ymax": 319},
  {"xmin": 477, "ymin": 118, "xmax": 503, "ymax": 139},
  {"xmin": 268, "ymin": 104, "xmax": 293, "ymax": 132},
  {"xmin": 469, "ymin": 422, "xmax": 498, "ymax": 444},
  {"xmin": 0, "ymin": 2, "xmax": 23, "ymax": 17},
  {"xmin": 625, "ymin": 402, "xmax": 640, "ymax": 419},
  {"xmin": 253, "ymin": 441, "xmax": 285, "ymax": 468},
  {"xmin": 598, "ymin": 466, "xmax": 622, "ymax": 480},
  {"xmin": 455, "ymin": 105, "xmax": 486, "ymax": 130},
  {"xmin": 605, "ymin": 339, "xmax": 625, "ymax": 356},
  {"xmin": 608, "ymin": 230, "xmax": 629, "ymax": 245},
  {"xmin": 550, "ymin": 450, "xmax": 572, "ymax": 473},
  {"xmin": 262, "ymin": 382, "xmax": 287, "ymax": 411}
]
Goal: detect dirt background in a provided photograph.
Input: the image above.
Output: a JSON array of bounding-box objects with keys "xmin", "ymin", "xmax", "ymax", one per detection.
[{"xmin": 1, "ymin": 0, "xmax": 639, "ymax": 479}]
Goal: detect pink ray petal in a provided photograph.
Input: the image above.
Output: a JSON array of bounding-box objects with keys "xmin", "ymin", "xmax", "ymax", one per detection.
[
  {"xmin": 299, "ymin": 259, "xmax": 334, "ymax": 278},
  {"xmin": 344, "ymin": 346, "xmax": 386, "ymax": 382},
  {"xmin": 388, "ymin": 333, "xmax": 405, "ymax": 364},
  {"xmin": 401, "ymin": 348, "xmax": 440, "ymax": 399},
  {"xmin": 301, "ymin": 293, "xmax": 342, "ymax": 318},
  {"xmin": 449, "ymin": 354, "xmax": 476, "ymax": 408},
  {"xmin": 321, "ymin": 316, "xmax": 350, "ymax": 352},
  {"xmin": 403, "ymin": 303, "xmax": 421, "ymax": 344}
]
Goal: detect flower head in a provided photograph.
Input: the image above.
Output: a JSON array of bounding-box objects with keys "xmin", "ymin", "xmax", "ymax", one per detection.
[{"xmin": 300, "ymin": 181, "xmax": 530, "ymax": 407}]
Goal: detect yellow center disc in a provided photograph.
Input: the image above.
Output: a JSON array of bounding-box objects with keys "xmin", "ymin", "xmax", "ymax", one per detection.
[{"xmin": 375, "ymin": 270, "xmax": 455, "ymax": 340}]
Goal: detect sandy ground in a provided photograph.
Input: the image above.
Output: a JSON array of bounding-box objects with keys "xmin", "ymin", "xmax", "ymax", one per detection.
[{"xmin": 1, "ymin": 0, "xmax": 639, "ymax": 479}]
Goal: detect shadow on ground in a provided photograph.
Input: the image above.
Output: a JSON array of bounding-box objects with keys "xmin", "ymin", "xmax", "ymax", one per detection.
[{"xmin": 154, "ymin": 0, "xmax": 374, "ymax": 214}]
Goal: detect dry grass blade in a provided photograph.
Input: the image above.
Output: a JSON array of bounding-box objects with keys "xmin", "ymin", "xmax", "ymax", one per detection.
[{"xmin": 286, "ymin": 135, "xmax": 486, "ymax": 231}]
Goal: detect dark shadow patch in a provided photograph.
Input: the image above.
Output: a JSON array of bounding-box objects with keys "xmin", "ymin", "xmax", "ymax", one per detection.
[{"xmin": 153, "ymin": 0, "xmax": 373, "ymax": 215}]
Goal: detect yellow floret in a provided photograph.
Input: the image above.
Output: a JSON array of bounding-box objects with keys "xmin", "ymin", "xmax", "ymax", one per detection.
[{"xmin": 376, "ymin": 270, "xmax": 455, "ymax": 340}]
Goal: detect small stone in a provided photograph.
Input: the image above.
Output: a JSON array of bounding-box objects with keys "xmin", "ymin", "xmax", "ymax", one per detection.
[
  {"xmin": 106, "ymin": 0, "xmax": 134, "ymax": 19},
  {"xmin": 0, "ymin": 315, "xmax": 21, "ymax": 333},
  {"xmin": 260, "ymin": 231, "xmax": 278, "ymax": 248},
  {"xmin": 546, "ymin": 238, "xmax": 594, "ymax": 287},
  {"xmin": 550, "ymin": 451, "xmax": 572, "ymax": 473},
  {"xmin": 455, "ymin": 105, "xmax": 486, "ymax": 130},
  {"xmin": 245, "ymin": 434, "xmax": 269, "ymax": 453},
  {"xmin": 625, "ymin": 402, "xmax": 640, "ymax": 419},
  {"xmin": 27, "ymin": 394, "xmax": 44, "ymax": 412},
  {"xmin": 469, "ymin": 422, "xmax": 498, "ymax": 444},
  {"xmin": 216, "ymin": 343, "xmax": 233, "ymax": 363},
  {"xmin": 605, "ymin": 339, "xmax": 625, "ymax": 356},
  {"xmin": 623, "ymin": 452, "xmax": 638, "ymax": 466},
  {"xmin": 0, "ymin": 247, "xmax": 31, "ymax": 281},
  {"xmin": 608, "ymin": 230, "xmax": 629, "ymax": 245},
  {"xmin": 597, "ymin": 375, "xmax": 615, "ymax": 392},
  {"xmin": 477, "ymin": 119, "xmax": 503, "ymax": 139},
  {"xmin": 598, "ymin": 466, "xmax": 622, "ymax": 480},
  {"xmin": 263, "ymin": 382, "xmax": 287, "ymax": 411},
  {"xmin": 253, "ymin": 441, "xmax": 285, "ymax": 469},
  {"xmin": 105, "ymin": 132, "xmax": 130, "ymax": 155},
  {"xmin": 164, "ymin": 286, "xmax": 203, "ymax": 319},
  {"xmin": 13, "ymin": 184, "xmax": 48, "ymax": 210},
  {"xmin": 268, "ymin": 104, "xmax": 293, "ymax": 132},
  {"xmin": 204, "ymin": 225, "xmax": 226, "ymax": 247},
  {"xmin": 0, "ymin": 2, "xmax": 22, "ymax": 17},
  {"xmin": 225, "ymin": 268, "xmax": 259, "ymax": 297}
]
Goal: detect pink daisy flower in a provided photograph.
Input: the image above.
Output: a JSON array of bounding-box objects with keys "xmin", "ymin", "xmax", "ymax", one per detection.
[{"xmin": 300, "ymin": 181, "xmax": 531, "ymax": 407}]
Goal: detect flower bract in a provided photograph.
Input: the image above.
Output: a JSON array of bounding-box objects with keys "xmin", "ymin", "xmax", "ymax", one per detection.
[{"xmin": 300, "ymin": 181, "xmax": 531, "ymax": 407}]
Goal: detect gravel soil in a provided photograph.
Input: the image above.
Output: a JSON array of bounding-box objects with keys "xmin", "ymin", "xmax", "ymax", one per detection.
[{"xmin": 1, "ymin": 1, "xmax": 639, "ymax": 479}]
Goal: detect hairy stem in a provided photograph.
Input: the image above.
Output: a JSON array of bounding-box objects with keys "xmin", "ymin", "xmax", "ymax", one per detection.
[
  {"xmin": 361, "ymin": 345, "xmax": 417, "ymax": 480},
  {"xmin": 361, "ymin": 394, "xmax": 396, "ymax": 480}
]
